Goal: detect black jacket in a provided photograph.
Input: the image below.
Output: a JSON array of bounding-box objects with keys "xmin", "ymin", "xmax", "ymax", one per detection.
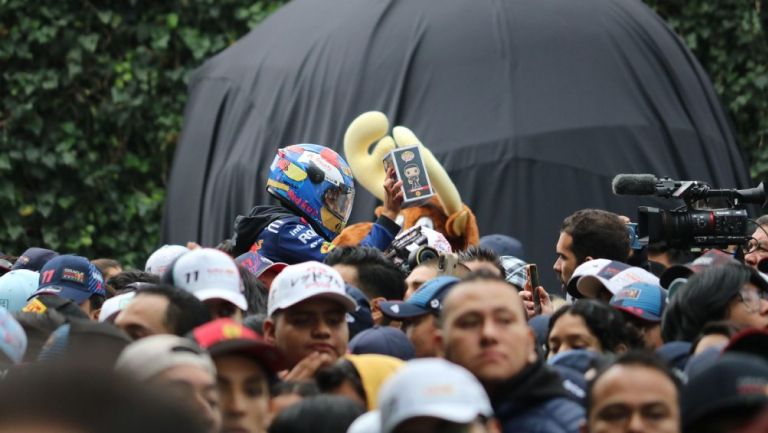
[{"xmin": 491, "ymin": 360, "xmax": 585, "ymax": 433}]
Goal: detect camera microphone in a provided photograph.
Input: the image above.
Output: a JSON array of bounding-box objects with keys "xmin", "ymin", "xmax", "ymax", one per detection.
[{"xmin": 612, "ymin": 174, "xmax": 658, "ymax": 196}]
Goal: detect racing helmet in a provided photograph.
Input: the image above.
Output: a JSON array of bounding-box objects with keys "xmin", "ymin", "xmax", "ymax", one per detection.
[{"xmin": 267, "ymin": 144, "xmax": 355, "ymax": 240}]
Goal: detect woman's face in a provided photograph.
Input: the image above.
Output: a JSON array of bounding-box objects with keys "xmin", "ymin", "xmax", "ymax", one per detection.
[
  {"xmin": 547, "ymin": 312, "xmax": 603, "ymax": 359},
  {"xmin": 727, "ymin": 282, "xmax": 768, "ymax": 330}
]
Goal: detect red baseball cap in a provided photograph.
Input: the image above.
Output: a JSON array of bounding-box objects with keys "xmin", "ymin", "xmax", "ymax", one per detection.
[{"xmin": 190, "ymin": 318, "xmax": 285, "ymax": 373}]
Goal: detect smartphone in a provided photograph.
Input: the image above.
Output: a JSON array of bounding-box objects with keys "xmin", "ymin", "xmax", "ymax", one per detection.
[{"xmin": 526, "ymin": 264, "xmax": 542, "ymax": 315}]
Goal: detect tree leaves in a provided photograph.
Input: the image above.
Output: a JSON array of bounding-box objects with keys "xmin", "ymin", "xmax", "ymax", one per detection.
[
  {"xmin": 0, "ymin": 0, "xmax": 286, "ymax": 265},
  {"xmin": 645, "ymin": 1, "xmax": 768, "ymax": 182}
]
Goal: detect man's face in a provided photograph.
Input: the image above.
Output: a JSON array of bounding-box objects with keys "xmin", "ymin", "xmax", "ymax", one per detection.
[
  {"xmin": 405, "ymin": 265, "xmax": 439, "ymax": 300},
  {"xmin": 405, "ymin": 167, "xmax": 419, "ymax": 178},
  {"xmin": 204, "ymin": 299, "xmax": 244, "ymax": 322},
  {"xmin": 587, "ymin": 364, "xmax": 680, "ymax": 433},
  {"xmin": 404, "ymin": 313, "xmax": 439, "ymax": 358},
  {"xmin": 554, "ymin": 232, "xmax": 579, "ymax": 290},
  {"xmin": 439, "ymin": 280, "xmax": 535, "ymax": 387},
  {"xmin": 215, "ymin": 355, "xmax": 270, "ymax": 433},
  {"xmin": 745, "ymin": 227, "xmax": 768, "ymax": 269},
  {"xmin": 115, "ymin": 293, "xmax": 171, "ymax": 340},
  {"xmin": 153, "ymin": 364, "xmax": 222, "ymax": 433},
  {"xmin": 264, "ymin": 297, "xmax": 349, "ymax": 369},
  {"xmin": 547, "ymin": 312, "xmax": 602, "ymax": 359},
  {"xmin": 727, "ymin": 282, "xmax": 768, "ymax": 330}
]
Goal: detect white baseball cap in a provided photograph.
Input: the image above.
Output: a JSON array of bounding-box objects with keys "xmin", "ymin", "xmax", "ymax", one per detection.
[
  {"xmin": 573, "ymin": 259, "xmax": 659, "ymax": 299},
  {"xmin": 98, "ymin": 291, "xmax": 136, "ymax": 323},
  {"xmin": 378, "ymin": 358, "xmax": 493, "ymax": 433},
  {"xmin": 145, "ymin": 244, "xmax": 189, "ymax": 276},
  {"xmin": 267, "ymin": 261, "xmax": 356, "ymax": 317},
  {"xmin": 116, "ymin": 334, "xmax": 216, "ymax": 382},
  {"xmin": 171, "ymin": 248, "xmax": 247, "ymax": 310},
  {"xmin": 347, "ymin": 410, "xmax": 381, "ymax": 433}
]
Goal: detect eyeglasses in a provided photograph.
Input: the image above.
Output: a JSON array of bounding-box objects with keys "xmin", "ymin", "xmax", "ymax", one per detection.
[
  {"xmin": 744, "ymin": 238, "xmax": 768, "ymax": 255},
  {"xmin": 738, "ymin": 287, "xmax": 768, "ymax": 313}
]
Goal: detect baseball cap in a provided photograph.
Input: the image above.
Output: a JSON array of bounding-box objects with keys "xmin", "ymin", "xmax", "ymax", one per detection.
[
  {"xmin": 345, "ymin": 284, "xmax": 374, "ymax": 339},
  {"xmin": 347, "ymin": 410, "xmax": 380, "ymax": 433},
  {"xmin": 0, "ymin": 269, "xmax": 40, "ymax": 313},
  {"xmin": 31, "ymin": 255, "xmax": 106, "ymax": 304},
  {"xmin": 235, "ymin": 250, "xmax": 287, "ymax": 279},
  {"xmin": 267, "ymin": 261, "xmax": 356, "ymax": 317},
  {"xmin": 480, "ymin": 234, "xmax": 525, "ymax": 259},
  {"xmin": 567, "ymin": 259, "xmax": 618, "ymax": 298},
  {"xmin": 572, "ymin": 260, "xmax": 659, "ymax": 299},
  {"xmin": 98, "ymin": 291, "xmax": 136, "ymax": 323},
  {"xmin": 349, "ymin": 326, "xmax": 416, "ymax": 361},
  {"xmin": 38, "ymin": 319, "xmax": 131, "ymax": 365},
  {"xmin": 499, "ymin": 256, "xmax": 527, "ymax": 289},
  {"xmin": 11, "ymin": 247, "xmax": 58, "ymax": 272},
  {"xmin": 379, "ymin": 276, "xmax": 459, "ymax": 320},
  {"xmin": 170, "ymin": 248, "xmax": 247, "ymax": 311},
  {"xmin": 609, "ymin": 281, "xmax": 667, "ymax": 322},
  {"xmin": 145, "ymin": 244, "xmax": 189, "ymax": 276},
  {"xmin": 378, "ymin": 358, "xmax": 493, "ymax": 433},
  {"xmin": 682, "ymin": 353, "xmax": 768, "ymax": 429},
  {"xmin": 116, "ymin": 334, "xmax": 216, "ymax": 382},
  {"xmin": 0, "ymin": 307, "xmax": 27, "ymax": 364},
  {"xmin": 660, "ymin": 249, "xmax": 738, "ymax": 289},
  {"xmin": 190, "ymin": 318, "xmax": 285, "ymax": 373}
]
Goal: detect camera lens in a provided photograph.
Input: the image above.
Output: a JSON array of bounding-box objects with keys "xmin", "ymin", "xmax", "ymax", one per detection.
[{"xmin": 415, "ymin": 246, "xmax": 438, "ymax": 264}]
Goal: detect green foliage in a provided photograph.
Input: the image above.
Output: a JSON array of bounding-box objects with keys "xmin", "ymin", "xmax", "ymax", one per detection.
[
  {"xmin": 0, "ymin": 0, "xmax": 285, "ymax": 267},
  {"xmin": 644, "ymin": 1, "xmax": 768, "ymax": 181}
]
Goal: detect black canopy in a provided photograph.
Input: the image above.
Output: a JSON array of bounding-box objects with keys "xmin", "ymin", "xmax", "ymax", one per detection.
[{"xmin": 163, "ymin": 0, "xmax": 752, "ymax": 290}]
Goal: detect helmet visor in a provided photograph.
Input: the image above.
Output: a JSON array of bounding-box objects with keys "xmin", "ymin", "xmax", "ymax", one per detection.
[{"xmin": 324, "ymin": 184, "xmax": 355, "ymax": 222}]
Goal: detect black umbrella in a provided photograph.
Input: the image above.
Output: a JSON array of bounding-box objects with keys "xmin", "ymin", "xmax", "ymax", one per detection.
[{"xmin": 163, "ymin": 0, "xmax": 751, "ymax": 291}]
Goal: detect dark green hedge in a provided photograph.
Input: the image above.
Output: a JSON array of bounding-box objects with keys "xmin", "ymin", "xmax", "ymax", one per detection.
[
  {"xmin": 0, "ymin": 0, "xmax": 284, "ymax": 266},
  {"xmin": 646, "ymin": 1, "xmax": 768, "ymax": 180},
  {"xmin": 0, "ymin": 1, "xmax": 765, "ymax": 266}
]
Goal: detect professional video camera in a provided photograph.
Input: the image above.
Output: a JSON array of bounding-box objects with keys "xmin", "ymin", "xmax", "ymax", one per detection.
[
  {"xmin": 612, "ymin": 174, "xmax": 767, "ymax": 248},
  {"xmin": 384, "ymin": 225, "xmax": 441, "ymax": 274}
]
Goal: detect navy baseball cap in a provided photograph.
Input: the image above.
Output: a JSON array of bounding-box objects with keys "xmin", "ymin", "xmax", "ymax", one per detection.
[
  {"xmin": 609, "ymin": 282, "xmax": 667, "ymax": 322},
  {"xmin": 479, "ymin": 234, "xmax": 525, "ymax": 259},
  {"xmin": 682, "ymin": 353, "xmax": 768, "ymax": 429},
  {"xmin": 380, "ymin": 276, "xmax": 459, "ymax": 320},
  {"xmin": 12, "ymin": 247, "xmax": 58, "ymax": 272},
  {"xmin": 31, "ymin": 255, "xmax": 106, "ymax": 304},
  {"xmin": 345, "ymin": 284, "xmax": 374, "ymax": 339},
  {"xmin": 349, "ymin": 326, "xmax": 415, "ymax": 361}
]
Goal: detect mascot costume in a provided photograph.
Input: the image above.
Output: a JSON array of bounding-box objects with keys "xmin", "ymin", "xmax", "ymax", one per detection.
[{"xmin": 334, "ymin": 112, "xmax": 479, "ymax": 251}]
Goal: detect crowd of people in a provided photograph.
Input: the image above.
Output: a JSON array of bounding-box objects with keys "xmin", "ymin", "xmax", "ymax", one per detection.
[{"xmin": 0, "ymin": 143, "xmax": 767, "ymax": 433}]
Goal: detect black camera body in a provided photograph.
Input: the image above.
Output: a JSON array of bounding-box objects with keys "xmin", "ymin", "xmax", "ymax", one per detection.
[
  {"xmin": 613, "ymin": 174, "xmax": 766, "ymax": 249},
  {"xmin": 638, "ymin": 206, "xmax": 749, "ymax": 248},
  {"xmin": 384, "ymin": 225, "xmax": 440, "ymax": 274}
]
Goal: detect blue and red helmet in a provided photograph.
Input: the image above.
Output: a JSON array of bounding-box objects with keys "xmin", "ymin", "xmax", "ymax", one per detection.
[{"xmin": 267, "ymin": 144, "xmax": 355, "ymax": 240}]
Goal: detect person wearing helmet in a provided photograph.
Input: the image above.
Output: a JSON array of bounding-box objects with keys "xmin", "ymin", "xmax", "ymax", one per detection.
[{"xmin": 231, "ymin": 144, "xmax": 403, "ymax": 264}]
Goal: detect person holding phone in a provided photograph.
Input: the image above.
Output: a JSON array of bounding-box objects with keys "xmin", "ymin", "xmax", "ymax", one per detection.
[{"xmin": 500, "ymin": 256, "xmax": 554, "ymax": 319}]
